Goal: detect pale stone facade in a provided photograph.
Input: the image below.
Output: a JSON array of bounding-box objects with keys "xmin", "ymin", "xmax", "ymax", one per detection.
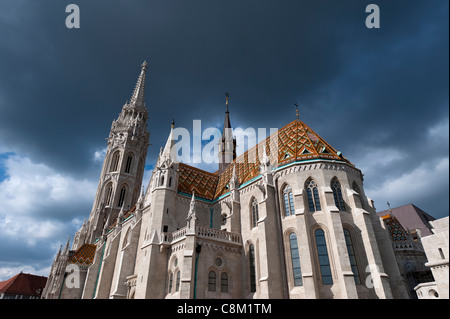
[
  {"xmin": 42, "ymin": 62, "xmax": 410, "ymax": 299},
  {"xmin": 415, "ymin": 216, "xmax": 449, "ymax": 299}
]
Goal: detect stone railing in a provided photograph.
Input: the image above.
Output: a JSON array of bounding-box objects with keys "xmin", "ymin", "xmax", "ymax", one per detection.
[
  {"xmin": 196, "ymin": 226, "xmax": 242, "ymax": 245},
  {"xmin": 172, "ymin": 227, "xmax": 187, "ymax": 242},
  {"xmin": 159, "ymin": 226, "xmax": 242, "ymax": 246}
]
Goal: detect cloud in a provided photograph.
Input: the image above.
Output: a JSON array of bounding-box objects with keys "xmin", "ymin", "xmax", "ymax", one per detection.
[
  {"xmin": 366, "ymin": 156, "xmax": 449, "ymax": 212},
  {"xmin": 0, "ymin": 152, "xmax": 98, "ymax": 280}
]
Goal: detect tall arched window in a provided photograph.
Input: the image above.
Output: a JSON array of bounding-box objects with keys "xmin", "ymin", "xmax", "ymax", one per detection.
[
  {"xmin": 289, "ymin": 233, "xmax": 303, "ymax": 286},
  {"xmin": 331, "ymin": 178, "xmax": 346, "ymax": 211},
  {"xmin": 104, "ymin": 183, "xmax": 113, "ymax": 207},
  {"xmin": 208, "ymin": 270, "xmax": 217, "ymax": 292},
  {"xmin": 124, "ymin": 154, "xmax": 133, "ymax": 174},
  {"xmin": 315, "ymin": 229, "xmax": 333, "ymax": 285},
  {"xmin": 305, "ymin": 178, "xmax": 321, "ymax": 212},
  {"xmin": 251, "ymin": 198, "xmax": 259, "ymax": 228},
  {"xmin": 283, "ymin": 185, "xmax": 295, "ymax": 216},
  {"xmin": 118, "ymin": 186, "xmax": 127, "ymax": 208},
  {"xmin": 109, "ymin": 151, "xmax": 121, "ymax": 172},
  {"xmin": 344, "ymin": 229, "xmax": 361, "ymax": 285},
  {"xmin": 221, "ymin": 272, "xmax": 228, "ymax": 293},
  {"xmin": 175, "ymin": 271, "xmax": 180, "ymax": 292},
  {"xmin": 249, "ymin": 244, "xmax": 256, "ymax": 292}
]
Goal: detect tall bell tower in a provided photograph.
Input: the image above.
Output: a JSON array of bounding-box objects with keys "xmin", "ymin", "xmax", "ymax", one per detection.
[{"xmin": 84, "ymin": 61, "xmax": 151, "ymax": 244}]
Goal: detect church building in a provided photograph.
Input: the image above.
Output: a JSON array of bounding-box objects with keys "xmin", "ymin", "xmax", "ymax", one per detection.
[{"xmin": 42, "ymin": 62, "xmax": 409, "ymax": 299}]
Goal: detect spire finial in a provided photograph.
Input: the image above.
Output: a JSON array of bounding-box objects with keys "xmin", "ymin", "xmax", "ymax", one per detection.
[
  {"xmin": 225, "ymin": 92, "xmax": 230, "ymax": 112},
  {"xmin": 171, "ymin": 119, "xmax": 175, "ymax": 128},
  {"xmin": 141, "ymin": 60, "xmax": 148, "ymax": 71},
  {"xmin": 295, "ymin": 102, "xmax": 299, "ymax": 119}
]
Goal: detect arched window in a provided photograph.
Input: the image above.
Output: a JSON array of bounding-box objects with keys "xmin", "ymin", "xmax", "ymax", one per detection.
[
  {"xmin": 124, "ymin": 154, "xmax": 133, "ymax": 174},
  {"xmin": 109, "ymin": 151, "xmax": 121, "ymax": 172},
  {"xmin": 283, "ymin": 185, "xmax": 295, "ymax": 216},
  {"xmin": 315, "ymin": 229, "xmax": 333, "ymax": 285},
  {"xmin": 251, "ymin": 198, "xmax": 259, "ymax": 228},
  {"xmin": 118, "ymin": 186, "xmax": 127, "ymax": 208},
  {"xmin": 289, "ymin": 233, "xmax": 303, "ymax": 286},
  {"xmin": 305, "ymin": 179, "xmax": 321, "ymax": 212},
  {"xmin": 168, "ymin": 272, "xmax": 173, "ymax": 293},
  {"xmin": 221, "ymin": 272, "xmax": 228, "ymax": 293},
  {"xmin": 331, "ymin": 178, "xmax": 346, "ymax": 211},
  {"xmin": 249, "ymin": 244, "xmax": 256, "ymax": 292},
  {"xmin": 160, "ymin": 175, "xmax": 165, "ymax": 187},
  {"xmin": 104, "ymin": 183, "xmax": 113, "ymax": 207},
  {"xmin": 208, "ymin": 270, "xmax": 217, "ymax": 292},
  {"xmin": 344, "ymin": 229, "xmax": 361, "ymax": 285},
  {"xmin": 168, "ymin": 177, "xmax": 172, "ymax": 187},
  {"xmin": 175, "ymin": 271, "xmax": 180, "ymax": 292}
]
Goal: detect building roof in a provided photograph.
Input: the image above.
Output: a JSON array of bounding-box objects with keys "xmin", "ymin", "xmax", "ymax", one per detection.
[
  {"xmin": 68, "ymin": 244, "xmax": 97, "ymax": 266},
  {"xmin": 0, "ymin": 272, "xmax": 47, "ymax": 297},
  {"xmin": 377, "ymin": 204, "xmax": 436, "ymax": 237},
  {"xmin": 177, "ymin": 119, "xmax": 353, "ymax": 201}
]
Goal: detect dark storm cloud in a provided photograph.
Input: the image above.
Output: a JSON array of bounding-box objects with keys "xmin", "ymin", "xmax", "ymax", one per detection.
[{"xmin": 0, "ymin": 0, "xmax": 448, "ymax": 279}]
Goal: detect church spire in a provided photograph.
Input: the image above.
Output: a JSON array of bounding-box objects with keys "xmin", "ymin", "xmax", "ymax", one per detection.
[
  {"xmin": 219, "ymin": 93, "xmax": 236, "ymax": 174},
  {"xmin": 129, "ymin": 61, "xmax": 149, "ymax": 109}
]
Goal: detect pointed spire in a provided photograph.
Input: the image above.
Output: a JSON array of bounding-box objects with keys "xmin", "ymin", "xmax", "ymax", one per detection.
[
  {"xmin": 223, "ymin": 92, "xmax": 232, "ymax": 135},
  {"xmin": 129, "ymin": 61, "xmax": 149, "ymax": 109},
  {"xmin": 160, "ymin": 120, "xmax": 177, "ymax": 162},
  {"xmin": 63, "ymin": 237, "xmax": 70, "ymax": 255}
]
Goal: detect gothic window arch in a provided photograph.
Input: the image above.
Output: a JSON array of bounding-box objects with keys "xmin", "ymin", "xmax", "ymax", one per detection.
[
  {"xmin": 305, "ymin": 178, "xmax": 321, "ymax": 212},
  {"xmin": 160, "ymin": 174, "xmax": 165, "ymax": 187},
  {"xmin": 343, "ymin": 228, "xmax": 361, "ymax": 285},
  {"xmin": 208, "ymin": 270, "xmax": 217, "ymax": 292},
  {"xmin": 251, "ymin": 198, "xmax": 259, "ymax": 228},
  {"xmin": 124, "ymin": 153, "xmax": 133, "ymax": 174},
  {"xmin": 331, "ymin": 178, "xmax": 346, "ymax": 211},
  {"xmin": 221, "ymin": 272, "xmax": 229, "ymax": 293},
  {"xmin": 249, "ymin": 244, "xmax": 256, "ymax": 293},
  {"xmin": 314, "ymin": 228, "xmax": 333, "ymax": 285},
  {"xmin": 289, "ymin": 232, "xmax": 303, "ymax": 286},
  {"xmin": 109, "ymin": 151, "xmax": 121, "ymax": 172},
  {"xmin": 283, "ymin": 185, "xmax": 295, "ymax": 216},
  {"xmin": 104, "ymin": 183, "xmax": 113, "ymax": 207},
  {"xmin": 175, "ymin": 270, "xmax": 180, "ymax": 292},
  {"xmin": 118, "ymin": 185, "xmax": 127, "ymax": 208}
]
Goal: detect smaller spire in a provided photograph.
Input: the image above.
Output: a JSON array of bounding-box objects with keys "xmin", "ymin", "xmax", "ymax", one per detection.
[{"xmin": 225, "ymin": 92, "xmax": 230, "ymax": 112}]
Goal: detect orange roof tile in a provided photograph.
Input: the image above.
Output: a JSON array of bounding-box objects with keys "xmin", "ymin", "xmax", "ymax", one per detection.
[{"xmin": 177, "ymin": 119, "xmax": 353, "ymax": 201}]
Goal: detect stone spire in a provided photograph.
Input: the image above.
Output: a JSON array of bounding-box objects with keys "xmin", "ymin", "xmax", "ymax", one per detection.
[
  {"xmin": 129, "ymin": 61, "xmax": 149, "ymax": 109},
  {"xmin": 160, "ymin": 120, "xmax": 177, "ymax": 163},
  {"xmin": 219, "ymin": 93, "xmax": 237, "ymax": 174}
]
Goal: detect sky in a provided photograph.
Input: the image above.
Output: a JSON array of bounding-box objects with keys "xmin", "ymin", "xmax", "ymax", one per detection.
[{"xmin": 0, "ymin": 0, "xmax": 448, "ymax": 281}]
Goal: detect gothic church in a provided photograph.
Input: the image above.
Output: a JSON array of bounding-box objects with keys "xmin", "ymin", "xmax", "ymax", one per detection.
[{"xmin": 42, "ymin": 62, "xmax": 409, "ymax": 299}]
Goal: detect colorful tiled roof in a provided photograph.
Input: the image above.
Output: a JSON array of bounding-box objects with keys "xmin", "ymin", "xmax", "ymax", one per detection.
[
  {"xmin": 178, "ymin": 164, "xmax": 219, "ymax": 201},
  {"xmin": 177, "ymin": 119, "xmax": 352, "ymax": 201},
  {"xmin": 69, "ymin": 244, "xmax": 97, "ymax": 266},
  {"xmin": 381, "ymin": 214, "xmax": 409, "ymax": 241},
  {"xmin": 0, "ymin": 272, "xmax": 47, "ymax": 297}
]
